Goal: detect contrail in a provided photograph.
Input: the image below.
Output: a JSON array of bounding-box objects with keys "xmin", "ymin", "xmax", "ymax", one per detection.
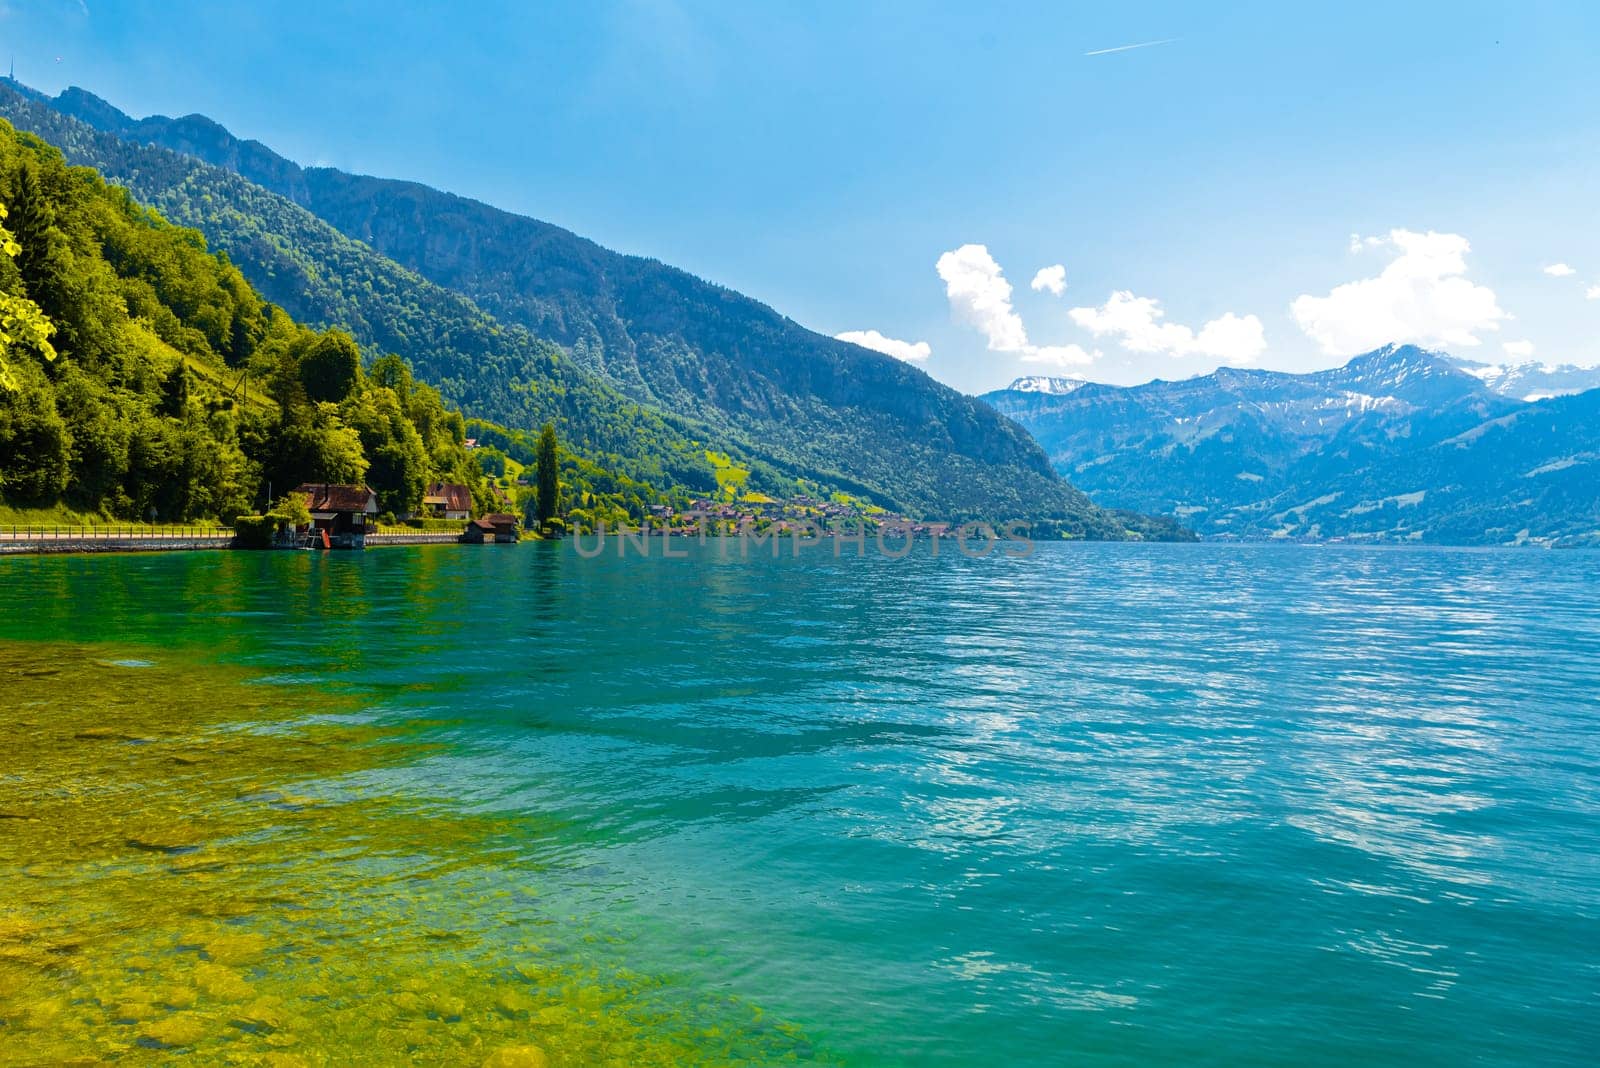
[{"xmin": 1083, "ymin": 38, "xmax": 1177, "ymax": 57}]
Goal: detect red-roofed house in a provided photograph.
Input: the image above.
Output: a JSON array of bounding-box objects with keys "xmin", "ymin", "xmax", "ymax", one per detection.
[
  {"xmin": 293, "ymin": 483, "xmax": 379, "ymax": 549},
  {"xmin": 421, "ymin": 481, "xmax": 473, "ymax": 520}
]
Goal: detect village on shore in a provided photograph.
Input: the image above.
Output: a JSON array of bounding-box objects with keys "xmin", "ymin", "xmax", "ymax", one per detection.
[
  {"xmin": 0, "ymin": 480, "xmax": 1016, "ymax": 557},
  {"xmin": 249, "ymin": 479, "xmax": 1000, "ymax": 552}
]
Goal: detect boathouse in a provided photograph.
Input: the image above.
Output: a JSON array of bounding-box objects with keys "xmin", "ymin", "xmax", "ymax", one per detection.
[
  {"xmin": 461, "ymin": 513, "xmax": 520, "ymax": 544},
  {"xmin": 293, "ymin": 483, "xmax": 379, "ymax": 549}
]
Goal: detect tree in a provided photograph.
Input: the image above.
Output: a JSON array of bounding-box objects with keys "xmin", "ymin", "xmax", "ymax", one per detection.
[
  {"xmin": 0, "ymin": 202, "xmax": 56, "ymax": 391},
  {"xmin": 535, "ymin": 421, "xmax": 560, "ymax": 528},
  {"xmin": 369, "ymin": 352, "xmax": 412, "ymax": 395},
  {"xmin": 226, "ymin": 301, "xmax": 265, "ymax": 366},
  {"xmin": 8, "ymin": 164, "xmax": 58, "ymax": 292},
  {"xmin": 0, "ymin": 378, "xmax": 70, "ymax": 499},
  {"xmin": 344, "ymin": 386, "xmax": 428, "ymax": 515},
  {"xmin": 7, "ymin": 161, "xmax": 83, "ymax": 361},
  {"xmin": 273, "ymin": 491, "xmax": 313, "ymax": 528},
  {"xmin": 265, "ymin": 411, "xmax": 368, "ymax": 491},
  {"xmin": 298, "ymin": 329, "xmax": 361, "ymax": 403},
  {"xmin": 158, "ymin": 362, "xmax": 189, "ymax": 418}
]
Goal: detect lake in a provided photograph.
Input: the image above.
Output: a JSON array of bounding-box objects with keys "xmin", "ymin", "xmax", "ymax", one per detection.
[{"xmin": 2, "ymin": 542, "xmax": 1596, "ymax": 1064}]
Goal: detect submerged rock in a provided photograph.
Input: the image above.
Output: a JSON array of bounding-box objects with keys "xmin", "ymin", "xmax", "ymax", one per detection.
[
  {"xmin": 161, "ymin": 984, "xmax": 199, "ymax": 1010},
  {"xmin": 140, "ymin": 1011, "xmax": 208, "ymax": 1048},
  {"xmin": 193, "ymin": 961, "xmax": 252, "ymax": 1001},
  {"xmin": 125, "ymin": 819, "xmax": 205, "ymax": 855},
  {"xmin": 481, "ymin": 1045, "xmax": 549, "ymax": 1068},
  {"xmin": 126, "ymin": 836, "xmax": 202, "ymax": 855},
  {"xmin": 391, "ymin": 991, "xmax": 426, "ymax": 1017},
  {"xmin": 114, "ymin": 999, "xmax": 159, "ymax": 1023},
  {"xmin": 429, "ymin": 992, "xmax": 467, "ymax": 1019},
  {"xmin": 202, "ymin": 931, "xmax": 268, "ymax": 965},
  {"xmin": 231, "ymin": 994, "xmax": 288, "ymax": 1033},
  {"xmin": 494, "ymin": 989, "xmax": 536, "ymax": 1018}
]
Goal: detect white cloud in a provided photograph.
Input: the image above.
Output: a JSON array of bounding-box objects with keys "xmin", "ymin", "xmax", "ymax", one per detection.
[
  {"xmin": 936, "ymin": 244, "xmax": 1029, "ymax": 352},
  {"xmin": 1020, "ymin": 344, "xmax": 1098, "ymax": 367},
  {"xmin": 1543, "ymin": 263, "xmax": 1576, "ymax": 277},
  {"xmin": 1503, "ymin": 339, "xmax": 1535, "ymax": 358},
  {"xmin": 937, "ymin": 244, "xmax": 1100, "ymax": 366},
  {"xmin": 835, "ymin": 329, "xmax": 931, "ymax": 363},
  {"xmin": 1030, "ymin": 264, "xmax": 1067, "ymax": 296},
  {"xmin": 1587, "ymin": 285, "xmax": 1600, "ymax": 301},
  {"xmin": 1068, "ymin": 291, "xmax": 1267, "ymax": 362},
  {"xmin": 1290, "ymin": 229, "xmax": 1508, "ymax": 355}
]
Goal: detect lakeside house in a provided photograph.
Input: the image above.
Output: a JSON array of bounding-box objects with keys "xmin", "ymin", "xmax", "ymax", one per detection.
[
  {"xmin": 293, "ymin": 483, "xmax": 379, "ymax": 549},
  {"xmin": 461, "ymin": 513, "xmax": 520, "ymax": 544},
  {"xmin": 422, "ymin": 481, "xmax": 473, "ymax": 520}
]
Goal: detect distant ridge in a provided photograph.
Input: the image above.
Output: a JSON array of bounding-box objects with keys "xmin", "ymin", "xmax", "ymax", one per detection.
[
  {"xmin": 1446, "ymin": 355, "xmax": 1600, "ymax": 402},
  {"xmin": 1004, "ymin": 375, "xmax": 1087, "ymax": 395},
  {"xmin": 983, "ymin": 344, "xmax": 1600, "ymax": 545}
]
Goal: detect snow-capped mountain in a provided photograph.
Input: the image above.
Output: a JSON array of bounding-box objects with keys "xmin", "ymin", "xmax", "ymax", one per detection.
[
  {"xmin": 982, "ymin": 344, "xmax": 1600, "ymax": 545},
  {"xmin": 1004, "ymin": 375, "xmax": 1087, "ymax": 395},
  {"xmin": 1447, "ymin": 357, "xmax": 1600, "ymax": 402}
]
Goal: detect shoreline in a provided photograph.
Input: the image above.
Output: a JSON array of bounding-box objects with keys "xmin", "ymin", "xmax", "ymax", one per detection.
[
  {"xmin": 0, "ymin": 535, "xmax": 1587, "ymax": 559},
  {"xmin": 0, "ymin": 530, "xmax": 469, "ymax": 556}
]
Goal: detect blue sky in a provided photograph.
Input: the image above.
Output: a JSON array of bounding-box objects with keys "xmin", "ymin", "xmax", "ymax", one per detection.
[{"xmin": 3, "ymin": 0, "xmax": 1598, "ymax": 392}]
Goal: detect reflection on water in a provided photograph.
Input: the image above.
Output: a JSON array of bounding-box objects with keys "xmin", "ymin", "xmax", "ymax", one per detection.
[{"xmin": 1, "ymin": 543, "xmax": 1598, "ymax": 1066}]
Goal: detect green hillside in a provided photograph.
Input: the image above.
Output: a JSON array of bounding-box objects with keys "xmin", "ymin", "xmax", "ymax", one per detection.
[
  {"xmin": 0, "ymin": 84, "xmax": 790, "ymax": 509},
  {"xmin": 0, "ymin": 119, "xmax": 495, "ymax": 521},
  {"xmin": 0, "ymin": 120, "xmax": 693, "ymax": 528},
  {"xmin": 0, "ymin": 81, "xmax": 1189, "ymax": 536}
]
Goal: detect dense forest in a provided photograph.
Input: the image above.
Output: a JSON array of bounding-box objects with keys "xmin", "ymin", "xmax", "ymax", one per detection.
[
  {"xmin": 0, "ymin": 120, "xmax": 493, "ymax": 522},
  {"xmin": 0, "ymin": 83, "xmax": 816, "ymax": 509},
  {"xmin": 0, "ymin": 81, "xmax": 1192, "ymax": 537}
]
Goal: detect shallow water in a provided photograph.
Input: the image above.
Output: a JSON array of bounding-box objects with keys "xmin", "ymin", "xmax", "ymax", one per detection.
[{"xmin": 2, "ymin": 542, "xmax": 1597, "ymax": 1065}]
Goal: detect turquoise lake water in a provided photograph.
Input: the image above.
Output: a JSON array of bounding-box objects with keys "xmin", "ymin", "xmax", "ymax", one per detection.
[{"xmin": 3, "ymin": 542, "xmax": 1597, "ymax": 1064}]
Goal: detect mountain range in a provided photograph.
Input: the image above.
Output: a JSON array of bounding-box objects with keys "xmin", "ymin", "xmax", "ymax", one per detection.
[
  {"xmin": 984, "ymin": 345, "xmax": 1600, "ymax": 546},
  {"xmin": 1444, "ymin": 357, "xmax": 1600, "ymax": 402},
  {"xmin": 0, "ymin": 79, "xmax": 1185, "ymax": 537},
  {"xmin": 6, "ymin": 78, "xmax": 1587, "ymax": 546}
]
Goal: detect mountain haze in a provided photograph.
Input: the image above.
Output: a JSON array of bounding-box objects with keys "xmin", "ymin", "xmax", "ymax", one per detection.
[{"xmin": 0, "ymin": 80, "xmax": 1178, "ymax": 533}]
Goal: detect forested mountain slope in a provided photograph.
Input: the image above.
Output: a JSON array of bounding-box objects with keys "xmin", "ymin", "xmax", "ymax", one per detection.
[
  {"xmin": 0, "ymin": 81, "xmax": 780, "ymax": 506},
  {"xmin": 0, "ymin": 119, "xmax": 485, "ymax": 521},
  {"xmin": 0, "ymin": 80, "xmax": 1160, "ymax": 529}
]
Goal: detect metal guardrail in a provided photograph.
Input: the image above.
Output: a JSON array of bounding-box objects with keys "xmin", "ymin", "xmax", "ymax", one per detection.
[
  {"xmin": 0, "ymin": 525, "xmax": 474, "ymax": 553},
  {"xmin": 0, "ymin": 525, "xmax": 234, "ymax": 542}
]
